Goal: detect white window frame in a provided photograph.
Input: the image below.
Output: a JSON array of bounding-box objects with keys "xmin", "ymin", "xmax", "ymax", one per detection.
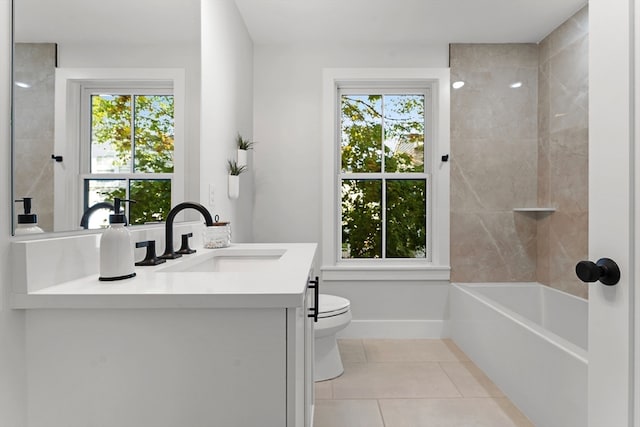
[
  {"xmin": 338, "ymin": 87, "xmax": 431, "ymax": 261},
  {"xmin": 79, "ymin": 84, "xmax": 175, "ymax": 223},
  {"xmin": 321, "ymin": 68, "xmax": 450, "ymax": 281},
  {"xmin": 53, "ymin": 68, "xmax": 185, "ymax": 231}
]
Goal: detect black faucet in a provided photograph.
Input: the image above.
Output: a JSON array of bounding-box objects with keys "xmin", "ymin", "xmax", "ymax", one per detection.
[
  {"xmin": 160, "ymin": 202, "xmax": 214, "ymax": 259},
  {"xmin": 80, "ymin": 202, "xmax": 116, "ymax": 229}
]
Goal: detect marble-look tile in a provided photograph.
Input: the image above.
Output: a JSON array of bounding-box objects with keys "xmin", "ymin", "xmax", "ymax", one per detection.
[
  {"xmin": 314, "ymin": 399, "xmax": 384, "ymax": 427},
  {"xmin": 363, "ymin": 339, "xmax": 468, "ymax": 363},
  {"xmin": 537, "ymin": 135, "xmax": 551, "ymax": 207},
  {"xmin": 451, "ymin": 138, "xmax": 538, "ymax": 211},
  {"xmin": 450, "ymin": 25, "xmax": 588, "ymax": 292},
  {"xmin": 331, "ymin": 362, "xmax": 461, "ymax": 399},
  {"xmin": 549, "ymin": 129, "xmax": 588, "ymax": 213},
  {"xmin": 440, "ymin": 361, "xmax": 504, "ymax": 397},
  {"xmin": 14, "ymin": 43, "xmax": 56, "ymax": 233},
  {"xmin": 539, "ymin": 6, "xmax": 588, "ymax": 64},
  {"xmin": 451, "ymin": 44, "xmax": 538, "ymax": 141},
  {"xmin": 548, "ymin": 39, "xmax": 589, "ymax": 135},
  {"xmin": 548, "ymin": 211, "xmax": 588, "ymax": 298},
  {"xmin": 451, "ymin": 211, "xmax": 536, "ymax": 283},
  {"xmin": 337, "ymin": 339, "xmax": 367, "ymax": 364},
  {"xmin": 379, "ymin": 398, "xmax": 534, "ymax": 427},
  {"xmin": 536, "ymin": 214, "xmax": 551, "ymax": 285}
]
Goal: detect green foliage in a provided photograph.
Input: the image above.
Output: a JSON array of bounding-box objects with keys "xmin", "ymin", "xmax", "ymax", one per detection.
[
  {"xmin": 341, "ymin": 180, "xmax": 382, "ymax": 258},
  {"xmin": 129, "ymin": 180, "xmax": 171, "ymax": 225},
  {"xmin": 236, "ymin": 133, "xmax": 255, "ymax": 150},
  {"xmin": 341, "ymin": 94, "xmax": 427, "ymax": 259},
  {"xmin": 134, "ymin": 96, "xmax": 175, "ymax": 173},
  {"xmin": 90, "ymin": 94, "xmax": 174, "ymax": 225},
  {"xmin": 227, "ymin": 159, "xmax": 247, "ymax": 176}
]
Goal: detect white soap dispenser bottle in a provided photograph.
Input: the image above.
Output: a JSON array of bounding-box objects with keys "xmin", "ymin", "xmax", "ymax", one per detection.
[
  {"xmin": 99, "ymin": 198, "xmax": 136, "ymax": 281},
  {"xmin": 14, "ymin": 197, "xmax": 44, "ymax": 235}
]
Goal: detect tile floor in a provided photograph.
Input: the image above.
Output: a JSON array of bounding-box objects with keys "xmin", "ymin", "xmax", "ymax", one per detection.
[{"xmin": 313, "ymin": 339, "xmax": 534, "ymax": 427}]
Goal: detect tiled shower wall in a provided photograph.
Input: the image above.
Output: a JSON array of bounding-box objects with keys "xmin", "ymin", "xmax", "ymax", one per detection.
[
  {"xmin": 537, "ymin": 7, "xmax": 589, "ymax": 299},
  {"xmin": 14, "ymin": 43, "xmax": 56, "ymax": 232},
  {"xmin": 450, "ymin": 44, "xmax": 539, "ymax": 283},
  {"xmin": 450, "ymin": 6, "xmax": 588, "ymax": 298}
]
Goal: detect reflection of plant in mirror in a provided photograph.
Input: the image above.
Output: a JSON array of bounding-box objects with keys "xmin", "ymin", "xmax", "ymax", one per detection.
[
  {"xmin": 90, "ymin": 94, "xmax": 174, "ymax": 224},
  {"xmin": 91, "ymin": 95, "xmax": 174, "ymax": 173},
  {"xmin": 94, "ymin": 180, "xmax": 171, "ymax": 225}
]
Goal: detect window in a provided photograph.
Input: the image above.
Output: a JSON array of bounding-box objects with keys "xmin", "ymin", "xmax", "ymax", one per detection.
[
  {"xmin": 81, "ymin": 86, "xmax": 174, "ymax": 228},
  {"xmin": 321, "ymin": 69, "xmax": 450, "ymax": 281},
  {"xmin": 53, "ymin": 68, "xmax": 185, "ymax": 232},
  {"xmin": 340, "ymin": 91, "xmax": 429, "ymax": 259}
]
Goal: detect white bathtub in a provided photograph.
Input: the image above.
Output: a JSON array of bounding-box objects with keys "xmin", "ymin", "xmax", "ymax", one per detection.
[{"xmin": 450, "ymin": 283, "xmax": 587, "ymax": 427}]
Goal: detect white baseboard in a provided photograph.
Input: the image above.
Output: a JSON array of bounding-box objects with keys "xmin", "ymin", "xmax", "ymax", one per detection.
[{"xmin": 337, "ymin": 320, "xmax": 450, "ymax": 339}]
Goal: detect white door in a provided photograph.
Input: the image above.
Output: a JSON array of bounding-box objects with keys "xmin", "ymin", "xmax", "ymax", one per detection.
[{"xmin": 588, "ymin": 0, "xmax": 635, "ymax": 425}]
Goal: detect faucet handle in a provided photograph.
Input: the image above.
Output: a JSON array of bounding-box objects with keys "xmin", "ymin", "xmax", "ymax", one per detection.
[
  {"xmin": 135, "ymin": 240, "xmax": 166, "ymax": 266},
  {"xmin": 176, "ymin": 232, "xmax": 196, "ymax": 255}
]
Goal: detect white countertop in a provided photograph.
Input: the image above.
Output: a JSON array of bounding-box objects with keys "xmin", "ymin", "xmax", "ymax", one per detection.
[{"xmin": 12, "ymin": 243, "xmax": 317, "ymax": 309}]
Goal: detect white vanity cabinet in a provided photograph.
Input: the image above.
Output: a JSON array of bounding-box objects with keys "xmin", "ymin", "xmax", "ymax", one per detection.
[
  {"xmin": 26, "ymin": 300, "xmax": 314, "ymax": 427},
  {"xmin": 14, "ymin": 243, "xmax": 319, "ymax": 427},
  {"xmin": 287, "ymin": 275, "xmax": 316, "ymax": 427}
]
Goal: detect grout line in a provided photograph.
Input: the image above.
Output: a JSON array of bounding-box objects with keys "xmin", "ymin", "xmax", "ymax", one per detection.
[
  {"xmin": 360, "ymin": 338, "xmax": 369, "ymax": 363},
  {"xmin": 376, "ymin": 399, "xmax": 387, "ymax": 427},
  {"xmin": 437, "ymin": 361, "xmax": 464, "ymax": 398}
]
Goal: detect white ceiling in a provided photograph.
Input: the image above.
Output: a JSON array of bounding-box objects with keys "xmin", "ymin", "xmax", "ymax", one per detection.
[
  {"xmin": 14, "ymin": 0, "xmax": 588, "ymax": 47},
  {"xmin": 14, "ymin": 0, "xmax": 201, "ymax": 45},
  {"xmin": 233, "ymin": 0, "xmax": 588, "ymax": 45}
]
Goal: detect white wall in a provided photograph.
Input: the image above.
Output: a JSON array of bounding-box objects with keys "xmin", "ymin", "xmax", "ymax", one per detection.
[
  {"xmin": 253, "ymin": 44, "xmax": 448, "ymax": 246},
  {"xmin": 0, "ymin": 0, "xmax": 27, "ymax": 424},
  {"xmin": 253, "ymin": 44, "xmax": 450, "ymax": 336},
  {"xmin": 58, "ymin": 43, "xmax": 202, "ymax": 207},
  {"xmin": 200, "ymin": 0, "xmax": 254, "ymax": 242}
]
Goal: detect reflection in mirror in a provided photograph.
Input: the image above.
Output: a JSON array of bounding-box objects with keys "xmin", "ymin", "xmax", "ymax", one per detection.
[{"xmin": 12, "ymin": 0, "xmax": 200, "ymax": 234}]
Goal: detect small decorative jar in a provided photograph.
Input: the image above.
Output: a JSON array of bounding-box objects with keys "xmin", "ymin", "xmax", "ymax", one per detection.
[{"xmin": 203, "ymin": 216, "xmax": 231, "ymax": 248}]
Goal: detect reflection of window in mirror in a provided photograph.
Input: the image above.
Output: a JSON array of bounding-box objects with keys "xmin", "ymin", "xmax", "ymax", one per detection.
[
  {"xmin": 53, "ymin": 68, "xmax": 185, "ymax": 231},
  {"xmin": 80, "ymin": 86, "xmax": 174, "ymax": 228}
]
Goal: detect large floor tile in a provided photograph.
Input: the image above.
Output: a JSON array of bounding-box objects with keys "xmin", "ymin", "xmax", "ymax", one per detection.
[
  {"xmin": 379, "ymin": 398, "xmax": 534, "ymax": 427},
  {"xmin": 314, "ymin": 399, "xmax": 384, "ymax": 427},
  {"xmin": 363, "ymin": 339, "xmax": 469, "ymax": 362},
  {"xmin": 337, "ymin": 339, "xmax": 367, "ymax": 363},
  {"xmin": 314, "ymin": 380, "xmax": 333, "ymax": 400},
  {"xmin": 332, "ymin": 362, "xmax": 461, "ymax": 399},
  {"xmin": 440, "ymin": 361, "xmax": 504, "ymax": 397}
]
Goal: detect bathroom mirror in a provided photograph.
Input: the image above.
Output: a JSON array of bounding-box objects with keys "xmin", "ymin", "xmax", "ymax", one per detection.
[{"xmin": 12, "ymin": 0, "xmax": 200, "ymax": 234}]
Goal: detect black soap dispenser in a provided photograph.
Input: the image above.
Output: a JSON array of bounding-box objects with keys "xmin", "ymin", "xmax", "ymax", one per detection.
[
  {"xmin": 14, "ymin": 197, "xmax": 44, "ymax": 235},
  {"xmin": 99, "ymin": 198, "xmax": 136, "ymax": 281}
]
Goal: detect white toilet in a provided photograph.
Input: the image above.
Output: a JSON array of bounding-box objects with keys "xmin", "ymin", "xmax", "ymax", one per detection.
[{"xmin": 314, "ymin": 294, "xmax": 352, "ymax": 382}]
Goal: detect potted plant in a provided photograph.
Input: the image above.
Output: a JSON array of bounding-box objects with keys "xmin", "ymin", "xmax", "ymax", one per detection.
[
  {"xmin": 227, "ymin": 159, "xmax": 246, "ymax": 199},
  {"xmin": 236, "ymin": 133, "xmax": 255, "ymax": 167}
]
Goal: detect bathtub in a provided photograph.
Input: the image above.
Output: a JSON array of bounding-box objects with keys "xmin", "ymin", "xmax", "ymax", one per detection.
[{"xmin": 450, "ymin": 283, "xmax": 587, "ymax": 427}]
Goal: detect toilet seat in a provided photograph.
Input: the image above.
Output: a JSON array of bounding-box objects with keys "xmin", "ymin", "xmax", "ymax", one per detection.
[{"xmin": 318, "ymin": 294, "xmax": 350, "ymax": 318}]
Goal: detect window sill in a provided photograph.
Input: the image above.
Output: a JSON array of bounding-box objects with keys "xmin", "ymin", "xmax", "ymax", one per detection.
[{"xmin": 320, "ymin": 264, "xmax": 450, "ymax": 282}]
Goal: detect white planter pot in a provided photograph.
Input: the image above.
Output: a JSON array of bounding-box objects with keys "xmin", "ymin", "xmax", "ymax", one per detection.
[
  {"xmin": 237, "ymin": 149, "xmax": 248, "ymax": 168},
  {"xmin": 228, "ymin": 175, "xmax": 240, "ymax": 199}
]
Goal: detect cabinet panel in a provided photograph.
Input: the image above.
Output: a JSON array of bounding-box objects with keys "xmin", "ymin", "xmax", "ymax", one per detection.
[
  {"xmin": 287, "ymin": 277, "xmax": 315, "ymax": 427},
  {"xmin": 26, "ymin": 309, "xmax": 287, "ymax": 427}
]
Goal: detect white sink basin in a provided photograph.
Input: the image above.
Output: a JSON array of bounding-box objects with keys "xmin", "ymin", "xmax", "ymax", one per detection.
[{"xmin": 158, "ymin": 248, "xmax": 286, "ymax": 273}]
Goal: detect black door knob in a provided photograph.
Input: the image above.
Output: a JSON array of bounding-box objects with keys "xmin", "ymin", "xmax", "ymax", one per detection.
[{"xmin": 575, "ymin": 258, "xmax": 620, "ymax": 286}]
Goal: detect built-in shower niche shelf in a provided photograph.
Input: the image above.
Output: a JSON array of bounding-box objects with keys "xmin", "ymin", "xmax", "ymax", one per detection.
[{"xmin": 513, "ymin": 207, "xmax": 556, "ymax": 214}]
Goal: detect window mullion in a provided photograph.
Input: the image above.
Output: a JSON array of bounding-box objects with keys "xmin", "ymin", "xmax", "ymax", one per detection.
[
  {"xmin": 381, "ymin": 177, "xmax": 386, "ymax": 259},
  {"xmin": 380, "ymin": 95, "xmax": 386, "ymax": 259},
  {"xmin": 130, "ymin": 94, "xmax": 136, "ymax": 174},
  {"xmin": 380, "ymin": 94, "xmax": 386, "ymax": 175}
]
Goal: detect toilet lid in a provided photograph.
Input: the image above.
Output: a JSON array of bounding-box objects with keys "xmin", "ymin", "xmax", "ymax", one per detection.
[{"xmin": 318, "ymin": 294, "xmax": 350, "ymax": 318}]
